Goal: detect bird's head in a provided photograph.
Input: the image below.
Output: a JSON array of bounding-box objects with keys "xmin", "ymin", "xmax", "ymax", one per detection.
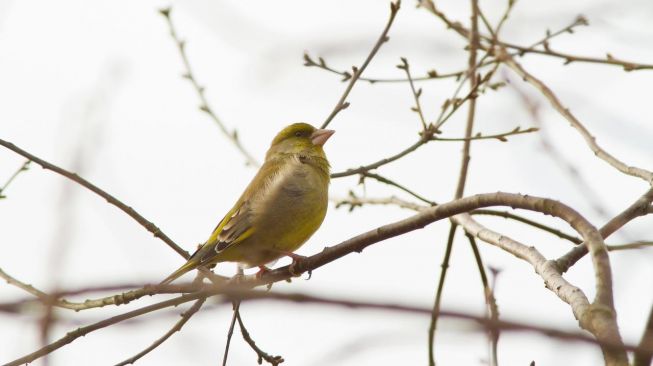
[{"xmin": 266, "ymin": 123, "xmax": 335, "ymax": 161}]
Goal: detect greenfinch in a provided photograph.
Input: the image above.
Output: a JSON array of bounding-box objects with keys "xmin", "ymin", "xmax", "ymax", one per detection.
[{"xmin": 161, "ymin": 123, "xmax": 334, "ymax": 284}]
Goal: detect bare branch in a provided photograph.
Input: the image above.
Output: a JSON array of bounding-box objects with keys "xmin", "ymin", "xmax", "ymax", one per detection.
[
  {"xmin": 419, "ymin": 1, "xmax": 653, "ymax": 72},
  {"xmin": 320, "ymin": 1, "xmax": 401, "ymax": 129},
  {"xmin": 236, "ymin": 311, "xmax": 284, "ymax": 366},
  {"xmin": 0, "ymin": 159, "xmax": 30, "ymax": 199},
  {"xmin": 222, "ymin": 301, "xmax": 240, "ymax": 366},
  {"xmin": 397, "ymin": 57, "xmax": 428, "ymax": 130},
  {"xmin": 159, "ymin": 7, "xmax": 259, "ymax": 167},
  {"xmin": 303, "ymin": 53, "xmax": 465, "ymax": 83},
  {"xmin": 499, "ymin": 49, "xmax": 653, "ymax": 184},
  {"xmin": 114, "ymin": 297, "xmax": 206, "ymax": 366},
  {"xmin": 6, "ymin": 287, "xmax": 641, "ymax": 366},
  {"xmin": 430, "ymin": 126, "xmax": 538, "ymax": 142},
  {"xmin": 428, "ymin": 224, "xmax": 457, "ymax": 366},
  {"xmin": 556, "ymin": 188, "xmax": 653, "ymax": 272}
]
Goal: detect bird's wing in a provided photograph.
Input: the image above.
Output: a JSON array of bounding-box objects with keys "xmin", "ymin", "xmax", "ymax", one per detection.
[
  {"xmin": 194, "ymin": 199, "xmax": 255, "ymax": 265},
  {"xmin": 159, "ymin": 160, "xmax": 283, "ymax": 284},
  {"xmin": 195, "ymin": 158, "xmax": 286, "ymax": 262},
  {"xmin": 159, "ymin": 200, "xmax": 254, "ymax": 285}
]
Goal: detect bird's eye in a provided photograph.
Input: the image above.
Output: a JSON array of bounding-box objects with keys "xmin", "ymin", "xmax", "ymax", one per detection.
[{"xmin": 294, "ymin": 131, "xmax": 302, "ymax": 137}]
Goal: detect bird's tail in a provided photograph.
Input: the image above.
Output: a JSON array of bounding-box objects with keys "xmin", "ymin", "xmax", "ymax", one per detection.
[{"xmin": 159, "ymin": 259, "xmax": 200, "ymax": 285}]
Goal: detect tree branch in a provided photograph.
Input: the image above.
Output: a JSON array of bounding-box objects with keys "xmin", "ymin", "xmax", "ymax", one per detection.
[
  {"xmin": 556, "ymin": 188, "xmax": 653, "ymax": 272},
  {"xmin": 0, "ymin": 160, "xmax": 30, "ymax": 199},
  {"xmin": 158, "ymin": 7, "xmax": 259, "ymax": 167},
  {"xmin": 114, "ymin": 297, "xmax": 206, "ymax": 366},
  {"xmin": 0, "ymin": 138, "xmax": 188, "ymax": 259},
  {"xmin": 320, "ymin": 1, "xmax": 401, "ymax": 129}
]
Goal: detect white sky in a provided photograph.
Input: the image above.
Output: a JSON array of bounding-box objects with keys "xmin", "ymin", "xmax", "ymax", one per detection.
[{"xmin": 1, "ymin": 0, "xmax": 652, "ymax": 365}]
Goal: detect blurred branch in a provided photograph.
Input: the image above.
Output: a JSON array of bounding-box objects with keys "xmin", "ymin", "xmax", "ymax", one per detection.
[
  {"xmin": 0, "ymin": 138, "xmax": 189, "ymax": 259},
  {"xmin": 158, "ymin": 7, "xmax": 259, "ymax": 168},
  {"xmin": 6, "ymin": 286, "xmax": 645, "ymax": 366},
  {"xmin": 0, "ymin": 159, "xmax": 30, "ymax": 199},
  {"xmin": 499, "ymin": 49, "xmax": 653, "ymax": 185},
  {"xmin": 607, "ymin": 241, "xmax": 653, "ymax": 251},
  {"xmin": 320, "ymin": 0, "xmax": 401, "ymax": 129},
  {"xmin": 114, "ymin": 297, "xmax": 206, "ymax": 366}
]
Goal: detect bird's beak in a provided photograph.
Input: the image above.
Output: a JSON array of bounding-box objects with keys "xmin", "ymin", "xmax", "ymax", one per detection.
[{"xmin": 311, "ymin": 129, "xmax": 335, "ymax": 146}]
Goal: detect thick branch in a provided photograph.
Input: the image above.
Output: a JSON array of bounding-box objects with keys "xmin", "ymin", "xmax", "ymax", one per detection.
[{"xmin": 556, "ymin": 188, "xmax": 653, "ymax": 272}]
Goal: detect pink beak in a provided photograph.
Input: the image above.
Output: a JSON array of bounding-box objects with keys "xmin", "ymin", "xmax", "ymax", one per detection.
[{"xmin": 311, "ymin": 129, "xmax": 335, "ymax": 146}]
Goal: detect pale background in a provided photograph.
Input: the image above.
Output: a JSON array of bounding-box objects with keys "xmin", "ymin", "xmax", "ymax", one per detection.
[{"xmin": 1, "ymin": 0, "xmax": 652, "ymax": 365}]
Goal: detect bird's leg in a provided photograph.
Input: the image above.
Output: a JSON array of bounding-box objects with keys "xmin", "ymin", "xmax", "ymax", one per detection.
[
  {"xmin": 279, "ymin": 251, "xmax": 308, "ymax": 278},
  {"xmin": 255, "ymin": 265, "xmax": 271, "ymax": 280}
]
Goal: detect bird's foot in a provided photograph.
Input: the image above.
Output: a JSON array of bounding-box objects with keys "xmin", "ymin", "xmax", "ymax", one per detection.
[
  {"xmin": 285, "ymin": 253, "xmax": 309, "ymax": 278},
  {"xmin": 255, "ymin": 266, "xmax": 271, "ymax": 280}
]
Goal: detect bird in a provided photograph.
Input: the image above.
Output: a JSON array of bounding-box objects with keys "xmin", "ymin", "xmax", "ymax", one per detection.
[{"xmin": 160, "ymin": 123, "xmax": 334, "ymax": 284}]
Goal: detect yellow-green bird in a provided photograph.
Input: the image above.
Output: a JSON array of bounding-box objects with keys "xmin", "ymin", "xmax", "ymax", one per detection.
[{"xmin": 161, "ymin": 123, "xmax": 334, "ymax": 284}]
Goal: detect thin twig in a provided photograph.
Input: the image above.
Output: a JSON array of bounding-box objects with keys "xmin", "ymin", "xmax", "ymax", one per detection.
[
  {"xmin": 606, "ymin": 241, "xmax": 653, "ymax": 251},
  {"xmin": 320, "ymin": 0, "xmax": 401, "ymax": 129},
  {"xmin": 498, "ymin": 48, "xmax": 653, "ymax": 185},
  {"xmin": 431, "ymin": 126, "xmax": 538, "ymax": 142},
  {"xmin": 114, "ymin": 297, "xmax": 206, "ymax": 366},
  {"xmin": 471, "ymin": 209, "xmax": 582, "ymax": 244},
  {"xmin": 330, "ymin": 65, "xmax": 494, "ymax": 179},
  {"xmin": 236, "ymin": 311, "xmax": 284, "ymax": 365},
  {"xmin": 158, "ymin": 7, "xmax": 259, "ymax": 167},
  {"xmin": 359, "ymin": 172, "xmax": 435, "ymax": 205},
  {"xmin": 466, "ymin": 232, "xmax": 499, "ymax": 366},
  {"xmin": 428, "ymin": 223, "xmax": 457, "ymax": 366},
  {"xmin": 420, "ymin": 0, "xmax": 653, "ymax": 72},
  {"xmin": 303, "ymin": 53, "xmax": 465, "ymax": 84},
  {"xmin": 430, "ymin": 2, "xmax": 481, "ymax": 364},
  {"xmin": 397, "ymin": 57, "xmax": 428, "ymax": 130},
  {"xmin": 222, "ymin": 301, "xmax": 240, "ymax": 366},
  {"xmin": 0, "ymin": 138, "xmax": 188, "ymax": 259},
  {"xmin": 333, "ymin": 194, "xmax": 426, "ymax": 212},
  {"xmin": 0, "ymin": 159, "xmax": 30, "ymax": 199}
]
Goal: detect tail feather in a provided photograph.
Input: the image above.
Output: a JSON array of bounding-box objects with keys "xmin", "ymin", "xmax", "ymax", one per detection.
[{"xmin": 160, "ymin": 260, "xmax": 199, "ymax": 285}]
